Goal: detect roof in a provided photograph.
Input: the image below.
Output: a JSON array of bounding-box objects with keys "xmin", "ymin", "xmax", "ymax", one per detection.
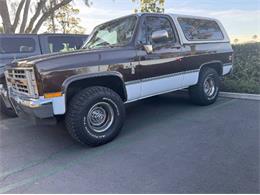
[
  {"xmin": 135, "ymin": 12, "xmax": 218, "ymax": 21},
  {"xmin": 167, "ymin": 13, "xmax": 219, "ymax": 21}
]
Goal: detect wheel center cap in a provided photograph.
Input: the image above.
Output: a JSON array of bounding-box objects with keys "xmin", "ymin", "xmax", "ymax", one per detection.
[
  {"xmin": 90, "ymin": 108, "xmax": 106, "ymax": 125},
  {"xmin": 85, "ymin": 101, "xmax": 115, "ymax": 133}
]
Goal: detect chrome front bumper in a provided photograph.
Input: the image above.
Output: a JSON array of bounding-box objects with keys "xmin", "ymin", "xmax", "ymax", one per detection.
[
  {"xmin": 8, "ymin": 89, "xmax": 54, "ymax": 119},
  {"xmin": 7, "ymin": 88, "xmax": 66, "ymax": 119}
]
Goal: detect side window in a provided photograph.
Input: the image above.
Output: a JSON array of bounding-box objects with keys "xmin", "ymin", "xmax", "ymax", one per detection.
[
  {"xmin": 142, "ymin": 16, "xmax": 176, "ymax": 45},
  {"xmin": 47, "ymin": 36, "xmax": 85, "ymax": 53},
  {"xmin": 178, "ymin": 18, "xmax": 224, "ymax": 41},
  {"xmin": 0, "ymin": 37, "xmax": 36, "ymax": 54}
]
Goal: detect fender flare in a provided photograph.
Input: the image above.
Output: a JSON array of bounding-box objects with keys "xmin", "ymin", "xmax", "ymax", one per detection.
[
  {"xmin": 198, "ymin": 60, "xmax": 224, "ymax": 75},
  {"xmin": 61, "ymin": 71, "xmax": 128, "ymax": 100}
]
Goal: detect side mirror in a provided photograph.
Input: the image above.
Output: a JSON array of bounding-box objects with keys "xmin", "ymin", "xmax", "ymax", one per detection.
[
  {"xmin": 143, "ymin": 45, "xmax": 153, "ymax": 54},
  {"xmin": 151, "ymin": 30, "xmax": 169, "ymax": 42}
]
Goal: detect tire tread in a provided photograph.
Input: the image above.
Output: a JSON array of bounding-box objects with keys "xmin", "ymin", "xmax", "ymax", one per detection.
[{"xmin": 65, "ymin": 86, "xmax": 124, "ymax": 146}]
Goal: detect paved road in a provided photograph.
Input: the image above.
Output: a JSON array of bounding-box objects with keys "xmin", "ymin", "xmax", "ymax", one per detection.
[{"xmin": 0, "ymin": 92, "xmax": 259, "ymax": 193}]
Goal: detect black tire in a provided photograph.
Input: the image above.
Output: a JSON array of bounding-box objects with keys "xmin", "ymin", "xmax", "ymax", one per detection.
[
  {"xmin": 189, "ymin": 68, "xmax": 220, "ymax": 106},
  {"xmin": 0, "ymin": 96, "xmax": 17, "ymax": 117},
  {"xmin": 65, "ymin": 86, "xmax": 125, "ymax": 146}
]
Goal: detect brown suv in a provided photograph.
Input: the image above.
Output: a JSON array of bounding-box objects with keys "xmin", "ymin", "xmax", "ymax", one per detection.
[{"xmin": 4, "ymin": 13, "xmax": 233, "ymax": 146}]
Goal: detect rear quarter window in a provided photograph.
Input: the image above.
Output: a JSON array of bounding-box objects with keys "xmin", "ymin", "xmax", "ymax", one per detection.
[
  {"xmin": 178, "ymin": 17, "xmax": 224, "ymax": 41},
  {"xmin": 0, "ymin": 37, "xmax": 36, "ymax": 54}
]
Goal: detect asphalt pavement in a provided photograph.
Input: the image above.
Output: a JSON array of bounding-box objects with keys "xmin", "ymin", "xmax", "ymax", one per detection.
[{"xmin": 0, "ymin": 91, "xmax": 259, "ymax": 193}]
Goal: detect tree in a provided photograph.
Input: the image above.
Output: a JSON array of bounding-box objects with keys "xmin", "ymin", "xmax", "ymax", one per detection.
[
  {"xmin": 44, "ymin": 4, "xmax": 85, "ymax": 34},
  {"xmin": 252, "ymin": 35, "xmax": 258, "ymax": 41},
  {"xmin": 132, "ymin": 0, "xmax": 165, "ymax": 13},
  {"xmin": 0, "ymin": 0, "xmax": 90, "ymax": 34},
  {"xmin": 234, "ymin": 38, "xmax": 239, "ymax": 44}
]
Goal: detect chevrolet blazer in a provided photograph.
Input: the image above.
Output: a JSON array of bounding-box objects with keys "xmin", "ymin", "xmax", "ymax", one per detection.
[{"xmin": 4, "ymin": 13, "xmax": 233, "ymax": 146}]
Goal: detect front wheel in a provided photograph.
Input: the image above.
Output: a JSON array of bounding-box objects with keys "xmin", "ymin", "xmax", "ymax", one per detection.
[
  {"xmin": 189, "ymin": 68, "xmax": 220, "ymax": 106},
  {"xmin": 65, "ymin": 86, "xmax": 125, "ymax": 146}
]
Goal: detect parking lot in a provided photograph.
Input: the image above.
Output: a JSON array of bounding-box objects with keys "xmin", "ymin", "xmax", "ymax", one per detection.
[{"xmin": 0, "ymin": 91, "xmax": 259, "ymax": 193}]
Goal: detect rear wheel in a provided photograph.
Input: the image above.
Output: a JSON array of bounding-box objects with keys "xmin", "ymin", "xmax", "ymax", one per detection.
[
  {"xmin": 189, "ymin": 68, "xmax": 220, "ymax": 106},
  {"xmin": 65, "ymin": 86, "xmax": 125, "ymax": 146}
]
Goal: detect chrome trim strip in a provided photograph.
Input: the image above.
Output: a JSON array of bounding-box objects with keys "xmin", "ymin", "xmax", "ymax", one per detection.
[
  {"xmin": 139, "ymin": 57, "xmax": 181, "ymax": 65},
  {"xmin": 142, "ymin": 69, "xmax": 199, "ymax": 82},
  {"xmin": 125, "ymin": 80, "xmax": 140, "ymax": 85},
  {"xmin": 125, "ymin": 69, "xmax": 199, "ymax": 85}
]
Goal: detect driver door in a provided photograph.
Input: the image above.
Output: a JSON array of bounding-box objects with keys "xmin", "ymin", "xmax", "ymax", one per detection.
[{"xmin": 136, "ymin": 14, "xmax": 184, "ymax": 98}]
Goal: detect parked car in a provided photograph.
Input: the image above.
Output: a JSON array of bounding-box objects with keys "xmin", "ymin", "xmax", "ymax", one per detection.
[
  {"xmin": 0, "ymin": 33, "xmax": 88, "ymax": 116},
  {"xmin": 3, "ymin": 13, "xmax": 233, "ymax": 146}
]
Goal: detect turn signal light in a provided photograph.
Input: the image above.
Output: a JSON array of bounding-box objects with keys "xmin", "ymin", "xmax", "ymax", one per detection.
[{"xmin": 44, "ymin": 92, "xmax": 62, "ymax": 98}]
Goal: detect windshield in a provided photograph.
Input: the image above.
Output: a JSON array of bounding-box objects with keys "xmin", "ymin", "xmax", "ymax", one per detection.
[{"xmin": 83, "ymin": 16, "xmax": 137, "ymax": 49}]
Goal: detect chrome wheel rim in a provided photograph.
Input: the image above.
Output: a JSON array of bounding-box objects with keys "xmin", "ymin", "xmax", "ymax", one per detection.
[
  {"xmin": 85, "ymin": 102, "xmax": 114, "ymax": 133},
  {"xmin": 203, "ymin": 75, "xmax": 216, "ymax": 97}
]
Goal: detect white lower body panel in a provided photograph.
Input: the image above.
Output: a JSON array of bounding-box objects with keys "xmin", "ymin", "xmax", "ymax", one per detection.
[
  {"xmin": 126, "ymin": 70, "xmax": 199, "ymax": 103},
  {"xmin": 125, "ymin": 83, "xmax": 142, "ymax": 101},
  {"xmin": 141, "ymin": 74, "xmax": 183, "ymax": 97}
]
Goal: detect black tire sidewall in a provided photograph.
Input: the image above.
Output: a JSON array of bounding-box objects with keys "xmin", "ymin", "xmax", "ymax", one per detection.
[
  {"xmin": 79, "ymin": 96, "xmax": 122, "ymax": 141},
  {"xmin": 66, "ymin": 87, "xmax": 125, "ymax": 146}
]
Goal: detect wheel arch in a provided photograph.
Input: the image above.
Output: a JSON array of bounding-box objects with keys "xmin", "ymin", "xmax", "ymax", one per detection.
[
  {"xmin": 199, "ymin": 61, "xmax": 223, "ymax": 76},
  {"xmin": 62, "ymin": 72, "xmax": 128, "ymax": 103}
]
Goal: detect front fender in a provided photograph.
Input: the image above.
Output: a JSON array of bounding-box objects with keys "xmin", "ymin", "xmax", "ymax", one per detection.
[{"xmin": 61, "ymin": 71, "xmax": 128, "ymax": 101}]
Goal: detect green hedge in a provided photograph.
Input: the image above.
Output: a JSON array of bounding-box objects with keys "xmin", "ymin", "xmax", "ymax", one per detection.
[{"xmin": 221, "ymin": 42, "xmax": 260, "ymax": 94}]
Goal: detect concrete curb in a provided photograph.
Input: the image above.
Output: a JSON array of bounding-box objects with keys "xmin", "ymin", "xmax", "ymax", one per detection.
[{"xmin": 219, "ymin": 92, "xmax": 260, "ymax": 101}]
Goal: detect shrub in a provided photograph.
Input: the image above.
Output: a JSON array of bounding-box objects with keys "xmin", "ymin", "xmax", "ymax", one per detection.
[{"xmin": 221, "ymin": 42, "xmax": 260, "ymax": 94}]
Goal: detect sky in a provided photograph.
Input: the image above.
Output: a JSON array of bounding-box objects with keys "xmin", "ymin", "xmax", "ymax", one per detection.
[{"xmin": 73, "ymin": 0, "xmax": 260, "ymax": 43}]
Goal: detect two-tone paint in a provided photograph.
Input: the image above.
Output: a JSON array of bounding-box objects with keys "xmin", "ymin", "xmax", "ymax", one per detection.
[{"xmin": 5, "ymin": 13, "xmax": 233, "ymax": 118}]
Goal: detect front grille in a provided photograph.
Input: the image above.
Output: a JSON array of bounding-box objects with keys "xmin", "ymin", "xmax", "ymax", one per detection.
[
  {"xmin": 9, "ymin": 69, "xmax": 27, "ymax": 79},
  {"xmin": 5, "ymin": 68, "xmax": 38, "ymax": 98}
]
